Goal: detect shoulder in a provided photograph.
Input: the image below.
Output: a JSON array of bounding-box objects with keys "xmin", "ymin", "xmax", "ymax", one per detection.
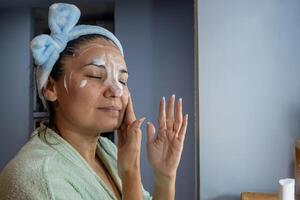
[{"xmin": 0, "ymin": 134, "xmax": 56, "ymax": 199}]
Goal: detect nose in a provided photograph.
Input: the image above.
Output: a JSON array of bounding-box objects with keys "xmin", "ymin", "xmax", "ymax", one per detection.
[{"xmin": 103, "ymin": 81, "xmax": 123, "ymax": 98}]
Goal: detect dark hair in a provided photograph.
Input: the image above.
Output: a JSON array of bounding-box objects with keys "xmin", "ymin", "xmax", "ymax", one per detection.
[{"xmin": 45, "ymin": 34, "xmax": 114, "ymax": 130}]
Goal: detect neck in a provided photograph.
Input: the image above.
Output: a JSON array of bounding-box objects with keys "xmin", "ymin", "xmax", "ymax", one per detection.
[{"xmin": 54, "ymin": 114, "xmax": 100, "ymax": 164}]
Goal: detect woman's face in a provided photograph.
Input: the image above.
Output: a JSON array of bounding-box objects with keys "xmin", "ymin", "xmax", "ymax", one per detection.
[{"xmin": 52, "ymin": 38, "xmax": 129, "ymax": 133}]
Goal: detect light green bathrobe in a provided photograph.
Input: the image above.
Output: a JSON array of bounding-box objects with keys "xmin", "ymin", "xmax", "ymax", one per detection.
[{"xmin": 0, "ymin": 123, "xmax": 151, "ymax": 200}]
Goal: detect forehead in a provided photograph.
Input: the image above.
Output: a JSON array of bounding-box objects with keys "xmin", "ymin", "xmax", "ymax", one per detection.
[{"xmin": 70, "ymin": 38, "xmax": 126, "ymax": 69}]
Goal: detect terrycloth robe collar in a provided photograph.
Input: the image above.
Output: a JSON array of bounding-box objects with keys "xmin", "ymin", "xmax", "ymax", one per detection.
[{"xmin": 32, "ymin": 121, "xmax": 122, "ymax": 199}]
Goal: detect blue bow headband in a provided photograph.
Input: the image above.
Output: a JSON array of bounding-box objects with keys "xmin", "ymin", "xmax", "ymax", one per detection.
[{"xmin": 30, "ymin": 3, "xmax": 124, "ymax": 108}]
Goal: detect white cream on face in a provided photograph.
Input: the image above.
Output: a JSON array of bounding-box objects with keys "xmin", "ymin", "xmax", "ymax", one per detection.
[
  {"xmin": 93, "ymin": 57, "xmax": 105, "ymax": 66},
  {"xmin": 92, "ymin": 55, "xmax": 125, "ymax": 97},
  {"xmin": 79, "ymin": 79, "xmax": 87, "ymax": 88},
  {"xmin": 63, "ymin": 74, "xmax": 69, "ymax": 94},
  {"xmin": 71, "ymin": 42, "xmax": 127, "ymax": 96},
  {"xmin": 76, "ymin": 44, "xmax": 105, "ymax": 56},
  {"xmin": 64, "ymin": 71, "xmax": 74, "ymax": 94}
]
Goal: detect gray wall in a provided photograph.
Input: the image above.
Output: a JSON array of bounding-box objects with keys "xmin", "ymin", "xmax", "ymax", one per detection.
[
  {"xmin": 115, "ymin": 0, "xmax": 195, "ymax": 199},
  {"xmin": 0, "ymin": 8, "xmax": 31, "ymax": 170},
  {"xmin": 199, "ymin": 0, "xmax": 300, "ymax": 199}
]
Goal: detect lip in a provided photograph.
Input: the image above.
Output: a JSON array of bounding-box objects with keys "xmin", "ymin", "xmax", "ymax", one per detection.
[{"xmin": 97, "ymin": 106, "xmax": 121, "ymax": 111}]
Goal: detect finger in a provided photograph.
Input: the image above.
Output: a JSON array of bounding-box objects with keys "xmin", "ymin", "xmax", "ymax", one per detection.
[
  {"xmin": 125, "ymin": 95, "xmax": 137, "ymax": 125},
  {"xmin": 146, "ymin": 122, "xmax": 156, "ymax": 144},
  {"xmin": 117, "ymin": 129, "xmax": 125, "ymax": 147},
  {"xmin": 174, "ymin": 98, "xmax": 183, "ymax": 134},
  {"xmin": 158, "ymin": 97, "xmax": 166, "ymax": 130},
  {"xmin": 132, "ymin": 117, "xmax": 146, "ymax": 129},
  {"xmin": 127, "ymin": 117, "xmax": 145, "ymax": 143},
  {"xmin": 128, "ymin": 117, "xmax": 146, "ymax": 134},
  {"xmin": 166, "ymin": 94, "xmax": 175, "ymax": 130},
  {"xmin": 177, "ymin": 114, "xmax": 188, "ymax": 142}
]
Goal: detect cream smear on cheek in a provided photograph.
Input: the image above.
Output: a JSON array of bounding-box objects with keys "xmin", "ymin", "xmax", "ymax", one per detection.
[
  {"xmin": 63, "ymin": 71, "xmax": 74, "ymax": 94},
  {"xmin": 63, "ymin": 75, "xmax": 69, "ymax": 94},
  {"xmin": 79, "ymin": 80, "xmax": 87, "ymax": 88}
]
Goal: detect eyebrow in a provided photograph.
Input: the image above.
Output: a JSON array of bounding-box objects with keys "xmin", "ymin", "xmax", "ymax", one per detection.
[
  {"xmin": 82, "ymin": 62, "xmax": 105, "ymax": 69},
  {"xmin": 120, "ymin": 69, "xmax": 129, "ymax": 75},
  {"xmin": 83, "ymin": 62, "xmax": 129, "ymax": 75}
]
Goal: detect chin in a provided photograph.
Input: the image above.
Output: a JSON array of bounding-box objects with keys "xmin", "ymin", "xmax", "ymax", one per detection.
[
  {"xmin": 96, "ymin": 122, "xmax": 121, "ymax": 133},
  {"xmin": 91, "ymin": 114, "xmax": 123, "ymax": 132}
]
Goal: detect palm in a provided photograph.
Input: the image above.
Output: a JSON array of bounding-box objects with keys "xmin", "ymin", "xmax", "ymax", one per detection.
[
  {"xmin": 146, "ymin": 95, "xmax": 188, "ymax": 177},
  {"xmin": 147, "ymin": 129, "xmax": 183, "ymax": 176}
]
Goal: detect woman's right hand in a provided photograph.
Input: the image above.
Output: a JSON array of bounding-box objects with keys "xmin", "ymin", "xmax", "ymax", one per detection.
[
  {"xmin": 117, "ymin": 95, "xmax": 144, "ymax": 200},
  {"xmin": 117, "ymin": 95, "xmax": 145, "ymax": 178}
]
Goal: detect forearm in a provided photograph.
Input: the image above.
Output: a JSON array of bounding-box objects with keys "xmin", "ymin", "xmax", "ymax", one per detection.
[
  {"xmin": 153, "ymin": 174, "xmax": 176, "ymax": 200},
  {"xmin": 121, "ymin": 170, "xmax": 143, "ymax": 200}
]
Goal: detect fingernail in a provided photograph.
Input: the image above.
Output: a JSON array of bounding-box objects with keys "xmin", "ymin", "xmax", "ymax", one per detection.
[
  {"xmin": 172, "ymin": 94, "xmax": 175, "ymax": 98},
  {"xmin": 136, "ymin": 118, "xmax": 146, "ymax": 127},
  {"xmin": 186, "ymin": 114, "xmax": 189, "ymax": 120},
  {"xmin": 179, "ymin": 98, "xmax": 182, "ymax": 103},
  {"xmin": 140, "ymin": 117, "xmax": 146, "ymax": 122}
]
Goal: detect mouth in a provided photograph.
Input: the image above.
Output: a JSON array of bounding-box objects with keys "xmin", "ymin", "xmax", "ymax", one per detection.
[
  {"xmin": 98, "ymin": 106, "xmax": 121, "ymax": 111},
  {"xmin": 97, "ymin": 106, "xmax": 121, "ymax": 112}
]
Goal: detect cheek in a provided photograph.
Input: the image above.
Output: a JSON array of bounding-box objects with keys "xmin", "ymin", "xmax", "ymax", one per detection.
[
  {"xmin": 69, "ymin": 78, "xmax": 103, "ymax": 104},
  {"xmin": 120, "ymin": 89, "xmax": 129, "ymax": 111}
]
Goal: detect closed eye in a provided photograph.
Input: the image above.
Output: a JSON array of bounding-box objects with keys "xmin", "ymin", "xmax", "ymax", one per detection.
[
  {"xmin": 119, "ymin": 80, "xmax": 127, "ymax": 86},
  {"xmin": 86, "ymin": 75, "xmax": 102, "ymax": 80}
]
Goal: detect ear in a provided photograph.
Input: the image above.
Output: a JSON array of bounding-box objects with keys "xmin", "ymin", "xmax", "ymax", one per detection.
[{"xmin": 43, "ymin": 77, "xmax": 58, "ymax": 102}]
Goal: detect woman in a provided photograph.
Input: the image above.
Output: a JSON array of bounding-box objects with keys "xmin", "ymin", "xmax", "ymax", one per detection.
[{"xmin": 0, "ymin": 3, "xmax": 188, "ymax": 200}]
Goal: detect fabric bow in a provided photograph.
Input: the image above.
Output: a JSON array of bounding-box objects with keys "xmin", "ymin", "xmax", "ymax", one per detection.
[{"xmin": 31, "ymin": 3, "xmax": 80, "ymax": 71}]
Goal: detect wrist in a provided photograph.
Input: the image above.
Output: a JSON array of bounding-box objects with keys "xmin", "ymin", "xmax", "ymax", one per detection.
[
  {"xmin": 121, "ymin": 168, "xmax": 143, "ymax": 200},
  {"xmin": 154, "ymin": 172, "xmax": 176, "ymax": 188},
  {"xmin": 118, "ymin": 155, "xmax": 141, "ymax": 178},
  {"xmin": 120, "ymin": 167, "xmax": 141, "ymax": 180},
  {"xmin": 153, "ymin": 173, "xmax": 176, "ymax": 200}
]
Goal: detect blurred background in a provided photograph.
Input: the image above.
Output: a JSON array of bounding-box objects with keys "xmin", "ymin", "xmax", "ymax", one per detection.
[{"xmin": 0, "ymin": 0, "xmax": 195, "ymax": 199}]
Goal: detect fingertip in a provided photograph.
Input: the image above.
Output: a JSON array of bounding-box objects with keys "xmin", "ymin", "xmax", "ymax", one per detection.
[
  {"xmin": 161, "ymin": 96, "xmax": 166, "ymax": 105},
  {"xmin": 137, "ymin": 117, "xmax": 146, "ymax": 127},
  {"xmin": 184, "ymin": 114, "xmax": 189, "ymax": 129},
  {"xmin": 146, "ymin": 121, "xmax": 154, "ymax": 129},
  {"xmin": 146, "ymin": 122, "xmax": 156, "ymax": 143},
  {"xmin": 182, "ymin": 114, "xmax": 188, "ymax": 125},
  {"xmin": 140, "ymin": 117, "xmax": 146, "ymax": 122},
  {"xmin": 146, "ymin": 122, "xmax": 151, "ymax": 131}
]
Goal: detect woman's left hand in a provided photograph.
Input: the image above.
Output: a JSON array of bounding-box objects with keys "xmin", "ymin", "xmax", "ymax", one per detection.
[{"xmin": 146, "ymin": 95, "xmax": 188, "ymax": 180}]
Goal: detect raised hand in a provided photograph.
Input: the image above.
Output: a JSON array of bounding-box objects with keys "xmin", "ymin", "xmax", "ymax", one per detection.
[
  {"xmin": 117, "ymin": 95, "xmax": 144, "ymax": 200},
  {"xmin": 146, "ymin": 95, "xmax": 188, "ymax": 179},
  {"xmin": 117, "ymin": 95, "xmax": 145, "ymax": 177}
]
